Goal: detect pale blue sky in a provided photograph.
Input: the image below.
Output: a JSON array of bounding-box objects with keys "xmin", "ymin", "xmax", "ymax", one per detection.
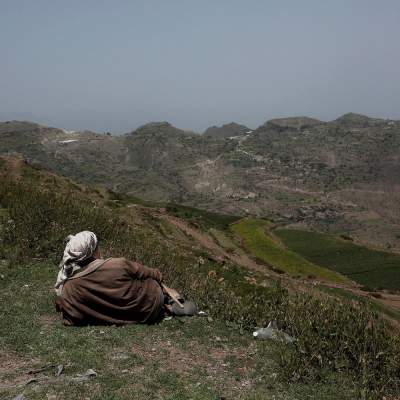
[{"xmin": 1, "ymin": 0, "xmax": 399, "ymax": 133}]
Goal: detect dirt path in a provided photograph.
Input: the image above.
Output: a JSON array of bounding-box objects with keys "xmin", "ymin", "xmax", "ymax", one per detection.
[
  {"xmin": 0, "ymin": 155, "xmax": 25, "ymax": 179},
  {"xmin": 158, "ymin": 214, "xmax": 271, "ymax": 275}
]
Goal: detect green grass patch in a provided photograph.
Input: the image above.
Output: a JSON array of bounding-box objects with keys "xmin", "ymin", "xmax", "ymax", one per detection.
[
  {"xmin": 231, "ymin": 219, "xmax": 349, "ymax": 284},
  {"xmin": 276, "ymin": 229, "xmax": 400, "ymax": 291},
  {"xmin": 208, "ymin": 228, "xmax": 243, "ymax": 253},
  {"xmin": 166, "ymin": 203, "xmax": 241, "ymax": 231}
]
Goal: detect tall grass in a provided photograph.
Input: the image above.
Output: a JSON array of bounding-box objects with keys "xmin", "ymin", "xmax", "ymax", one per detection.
[{"xmin": 1, "ymin": 174, "xmax": 399, "ymax": 399}]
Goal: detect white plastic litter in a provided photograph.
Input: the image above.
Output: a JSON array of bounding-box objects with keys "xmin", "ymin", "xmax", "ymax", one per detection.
[
  {"xmin": 253, "ymin": 321, "xmax": 295, "ymax": 343},
  {"xmin": 72, "ymin": 368, "xmax": 97, "ymax": 382}
]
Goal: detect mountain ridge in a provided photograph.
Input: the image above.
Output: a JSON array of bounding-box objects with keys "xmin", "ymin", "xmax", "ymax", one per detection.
[{"xmin": 1, "ymin": 113, "xmax": 399, "ymax": 251}]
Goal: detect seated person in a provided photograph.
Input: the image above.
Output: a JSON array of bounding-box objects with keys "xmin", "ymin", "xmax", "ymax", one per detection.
[{"xmin": 55, "ymin": 231, "xmax": 167, "ymax": 326}]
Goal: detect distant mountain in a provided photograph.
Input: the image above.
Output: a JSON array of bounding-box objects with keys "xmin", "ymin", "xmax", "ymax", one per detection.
[
  {"xmin": 1, "ymin": 114, "xmax": 400, "ymax": 251},
  {"xmin": 334, "ymin": 112, "xmax": 386, "ymax": 127},
  {"xmin": 203, "ymin": 122, "xmax": 251, "ymax": 138},
  {"xmin": 0, "ymin": 112, "xmax": 42, "ymax": 122},
  {"xmin": 127, "ymin": 121, "xmax": 188, "ymax": 137}
]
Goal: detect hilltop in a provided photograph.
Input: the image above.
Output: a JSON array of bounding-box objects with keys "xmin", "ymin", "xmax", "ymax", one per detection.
[
  {"xmin": 263, "ymin": 116, "xmax": 324, "ymax": 131},
  {"xmin": 1, "ymin": 113, "xmax": 400, "ymax": 252},
  {"xmin": 203, "ymin": 122, "xmax": 251, "ymax": 138},
  {"xmin": 334, "ymin": 112, "xmax": 386, "ymax": 127}
]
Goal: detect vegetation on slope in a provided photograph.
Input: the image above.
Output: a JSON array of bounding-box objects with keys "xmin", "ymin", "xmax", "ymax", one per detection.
[
  {"xmin": 317, "ymin": 285, "xmax": 400, "ymax": 322},
  {"xmin": 0, "ymin": 157, "xmax": 400, "ymax": 398},
  {"xmin": 231, "ymin": 219, "xmax": 350, "ymax": 284},
  {"xmin": 0, "ymin": 263, "xmax": 359, "ymax": 399},
  {"xmin": 276, "ymin": 229, "xmax": 400, "ymax": 291},
  {"xmin": 166, "ymin": 203, "xmax": 241, "ymax": 231}
]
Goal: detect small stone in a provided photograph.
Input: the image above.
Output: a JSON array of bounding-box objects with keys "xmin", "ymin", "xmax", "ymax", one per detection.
[
  {"xmin": 72, "ymin": 368, "xmax": 97, "ymax": 382},
  {"xmin": 56, "ymin": 364, "xmax": 64, "ymax": 376},
  {"xmin": 85, "ymin": 368, "xmax": 97, "ymax": 377},
  {"xmin": 111, "ymin": 353, "xmax": 129, "ymax": 360}
]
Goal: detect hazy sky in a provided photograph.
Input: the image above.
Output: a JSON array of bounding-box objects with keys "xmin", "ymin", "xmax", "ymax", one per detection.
[{"xmin": 1, "ymin": 1, "xmax": 400, "ymax": 133}]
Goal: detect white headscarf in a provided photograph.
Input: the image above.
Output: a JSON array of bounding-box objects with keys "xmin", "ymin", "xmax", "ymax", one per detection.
[{"xmin": 55, "ymin": 231, "xmax": 98, "ymax": 296}]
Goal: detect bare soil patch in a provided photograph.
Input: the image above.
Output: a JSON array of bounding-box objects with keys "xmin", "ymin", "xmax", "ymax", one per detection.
[{"xmin": 0, "ymin": 351, "xmax": 41, "ymax": 390}]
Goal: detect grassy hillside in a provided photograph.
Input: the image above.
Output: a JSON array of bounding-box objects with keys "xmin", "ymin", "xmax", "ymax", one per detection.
[
  {"xmin": 0, "ymin": 260, "xmax": 361, "ymax": 400},
  {"xmin": 1, "ymin": 157, "xmax": 400, "ymax": 399},
  {"xmin": 276, "ymin": 229, "xmax": 400, "ymax": 291},
  {"xmin": 231, "ymin": 219, "xmax": 350, "ymax": 284}
]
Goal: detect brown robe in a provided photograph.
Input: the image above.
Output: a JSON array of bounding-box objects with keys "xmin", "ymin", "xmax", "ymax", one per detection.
[{"xmin": 56, "ymin": 257, "xmax": 163, "ymax": 326}]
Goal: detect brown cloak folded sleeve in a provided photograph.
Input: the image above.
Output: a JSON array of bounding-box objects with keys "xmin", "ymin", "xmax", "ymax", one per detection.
[{"xmin": 56, "ymin": 257, "xmax": 163, "ymax": 326}]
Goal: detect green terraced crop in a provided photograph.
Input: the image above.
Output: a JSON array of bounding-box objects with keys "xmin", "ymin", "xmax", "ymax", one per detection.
[
  {"xmin": 276, "ymin": 229, "xmax": 400, "ymax": 291},
  {"xmin": 231, "ymin": 218, "xmax": 349, "ymax": 284}
]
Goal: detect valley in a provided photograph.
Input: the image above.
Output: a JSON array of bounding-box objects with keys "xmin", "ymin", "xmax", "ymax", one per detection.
[{"xmin": 1, "ymin": 113, "xmax": 400, "ymax": 253}]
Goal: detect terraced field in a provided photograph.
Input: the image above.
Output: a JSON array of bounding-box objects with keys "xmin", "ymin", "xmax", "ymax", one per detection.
[
  {"xmin": 275, "ymin": 229, "xmax": 400, "ymax": 291},
  {"xmin": 230, "ymin": 219, "xmax": 349, "ymax": 284}
]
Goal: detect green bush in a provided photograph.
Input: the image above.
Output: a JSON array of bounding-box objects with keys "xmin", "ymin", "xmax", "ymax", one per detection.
[{"xmin": 166, "ymin": 203, "xmax": 241, "ymax": 230}]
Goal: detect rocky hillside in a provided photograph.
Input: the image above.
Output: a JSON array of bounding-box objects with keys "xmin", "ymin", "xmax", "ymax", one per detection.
[{"xmin": 1, "ymin": 113, "xmax": 399, "ymax": 251}]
